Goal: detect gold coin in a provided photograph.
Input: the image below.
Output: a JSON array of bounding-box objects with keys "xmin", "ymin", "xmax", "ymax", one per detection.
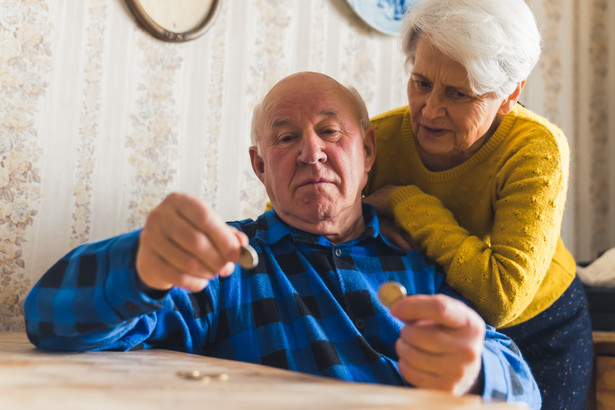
[
  {"xmin": 238, "ymin": 244, "xmax": 258, "ymax": 269},
  {"xmin": 378, "ymin": 281, "xmax": 407, "ymax": 307},
  {"xmin": 176, "ymin": 370, "xmax": 229, "ymax": 382}
]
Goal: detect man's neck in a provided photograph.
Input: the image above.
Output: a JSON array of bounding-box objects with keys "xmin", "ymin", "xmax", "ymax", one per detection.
[{"xmin": 276, "ymin": 206, "xmax": 366, "ymax": 245}]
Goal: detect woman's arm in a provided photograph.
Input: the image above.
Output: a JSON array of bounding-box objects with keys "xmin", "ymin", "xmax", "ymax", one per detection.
[{"xmin": 370, "ymin": 137, "xmax": 569, "ymax": 327}]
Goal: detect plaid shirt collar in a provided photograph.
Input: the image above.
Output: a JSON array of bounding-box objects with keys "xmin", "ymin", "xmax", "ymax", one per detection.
[{"xmin": 253, "ymin": 204, "xmax": 405, "ymax": 254}]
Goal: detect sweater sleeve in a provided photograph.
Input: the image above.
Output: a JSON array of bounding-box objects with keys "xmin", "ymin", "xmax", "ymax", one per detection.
[{"xmin": 387, "ymin": 134, "xmax": 569, "ymax": 327}]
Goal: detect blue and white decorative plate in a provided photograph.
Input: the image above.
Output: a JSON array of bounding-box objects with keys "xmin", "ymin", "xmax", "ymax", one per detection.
[{"xmin": 346, "ymin": 0, "xmax": 421, "ymax": 36}]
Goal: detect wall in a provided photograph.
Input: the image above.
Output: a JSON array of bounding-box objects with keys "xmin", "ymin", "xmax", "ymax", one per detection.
[
  {"xmin": 1, "ymin": 0, "xmax": 614, "ymax": 331},
  {"xmin": 525, "ymin": 0, "xmax": 615, "ymax": 264}
]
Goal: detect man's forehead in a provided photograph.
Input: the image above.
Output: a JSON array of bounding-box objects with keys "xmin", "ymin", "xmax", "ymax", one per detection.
[
  {"xmin": 269, "ymin": 108, "xmax": 342, "ymax": 128},
  {"xmin": 262, "ymin": 89, "xmax": 352, "ymax": 126}
]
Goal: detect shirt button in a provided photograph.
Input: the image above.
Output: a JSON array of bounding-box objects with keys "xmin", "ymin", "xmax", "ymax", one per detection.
[
  {"xmin": 126, "ymin": 302, "xmax": 139, "ymax": 312},
  {"xmin": 354, "ymin": 318, "xmax": 366, "ymax": 330},
  {"xmin": 334, "ymin": 248, "xmax": 342, "ymax": 257}
]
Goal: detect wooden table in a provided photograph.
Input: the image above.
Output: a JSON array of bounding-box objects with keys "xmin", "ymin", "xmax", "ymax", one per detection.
[
  {"xmin": 591, "ymin": 331, "xmax": 615, "ymax": 409},
  {"xmin": 0, "ymin": 332, "xmax": 527, "ymax": 409}
]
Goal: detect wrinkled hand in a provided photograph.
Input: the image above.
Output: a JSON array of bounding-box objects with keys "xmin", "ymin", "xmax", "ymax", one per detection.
[
  {"xmin": 136, "ymin": 192, "xmax": 247, "ymax": 292},
  {"xmin": 378, "ymin": 217, "xmax": 417, "ymax": 252},
  {"xmin": 389, "ymin": 294, "xmax": 485, "ymax": 396},
  {"xmin": 363, "ymin": 185, "xmax": 403, "ymax": 217}
]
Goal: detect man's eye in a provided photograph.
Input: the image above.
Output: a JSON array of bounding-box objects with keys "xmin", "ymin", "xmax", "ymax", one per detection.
[
  {"xmin": 278, "ymin": 135, "xmax": 296, "ymax": 143},
  {"xmin": 321, "ymin": 129, "xmax": 341, "ymax": 140}
]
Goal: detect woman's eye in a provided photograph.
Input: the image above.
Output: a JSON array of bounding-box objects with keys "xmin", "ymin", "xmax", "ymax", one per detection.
[
  {"xmin": 453, "ymin": 90, "xmax": 467, "ymax": 98},
  {"xmin": 448, "ymin": 88, "xmax": 477, "ymax": 101},
  {"xmin": 415, "ymin": 80, "xmax": 430, "ymax": 89}
]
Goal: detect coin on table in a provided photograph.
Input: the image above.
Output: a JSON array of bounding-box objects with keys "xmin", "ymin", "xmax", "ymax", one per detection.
[
  {"xmin": 238, "ymin": 244, "xmax": 258, "ymax": 269},
  {"xmin": 378, "ymin": 281, "xmax": 407, "ymax": 307},
  {"xmin": 176, "ymin": 370, "xmax": 229, "ymax": 382}
]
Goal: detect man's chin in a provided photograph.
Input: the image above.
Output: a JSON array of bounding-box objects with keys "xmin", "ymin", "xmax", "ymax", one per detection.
[
  {"xmin": 287, "ymin": 204, "xmax": 334, "ymax": 220},
  {"xmin": 276, "ymin": 200, "xmax": 337, "ymax": 225}
]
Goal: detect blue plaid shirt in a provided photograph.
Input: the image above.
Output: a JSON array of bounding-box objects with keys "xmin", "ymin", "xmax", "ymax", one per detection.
[{"xmin": 24, "ymin": 206, "xmax": 540, "ymax": 407}]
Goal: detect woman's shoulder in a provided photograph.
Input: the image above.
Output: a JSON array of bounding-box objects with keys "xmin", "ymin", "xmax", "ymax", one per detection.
[
  {"xmin": 504, "ymin": 104, "xmax": 569, "ymax": 155},
  {"xmin": 497, "ymin": 105, "xmax": 570, "ymax": 175},
  {"xmin": 370, "ymin": 106, "xmax": 409, "ymax": 126},
  {"xmin": 369, "ymin": 106, "xmax": 410, "ymax": 142},
  {"xmin": 511, "ymin": 104, "xmax": 567, "ymax": 142}
]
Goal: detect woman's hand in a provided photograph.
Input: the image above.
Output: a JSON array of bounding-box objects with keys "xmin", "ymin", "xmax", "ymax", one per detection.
[
  {"xmin": 363, "ymin": 185, "xmax": 404, "ymax": 217},
  {"xmin": 364, "ymin": 185, "xmax": 416, "ymax": 251},
  {"xmin": 378, "ymin": 217, "xmax": 417, "ymax": 251}
]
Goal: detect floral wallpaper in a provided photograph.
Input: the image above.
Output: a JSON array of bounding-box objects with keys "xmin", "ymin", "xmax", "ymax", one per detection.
[
  {"xmin": 0, "ymin": 0, "xmax": 51, "ymax": 331},
  {"xmin": 0, "ymin": 0, "xmax": 613, "ymax": 330},
  {"xmin": 240, "ymin": 0, "xmax": 293, "ymax": 217},
  {"xmin": 70, "ymin": 0, "xmax": 106, "ymax": 249},
  {"xmin": 588, "ymin": 0, "xmax": 609, "ymax": 256},
  {"xmin": 125, "ymin": 37, "xmax": 181, "ymax": 230},
  {"xmin": 199, "ymin": 0, "xmax": 228, "ymax": 208}
]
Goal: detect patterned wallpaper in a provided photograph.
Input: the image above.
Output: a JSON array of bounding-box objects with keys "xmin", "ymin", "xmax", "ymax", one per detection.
[
  {"xmin": 1, "ymin": 0, "xmax": 51, "ymax": 331},
  {"xmin": 0, "ymin": 0, "xmax": 613, "ymax": 330}
]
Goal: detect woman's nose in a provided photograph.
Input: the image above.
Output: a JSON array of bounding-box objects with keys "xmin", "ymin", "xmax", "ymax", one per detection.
[
  {"xmin": 422, "ymin": 92, "xmax": 446, "ymax": 119},
  {"xmin": 297, "ymin": 133, "xmax": 327, "ymax": 164}
]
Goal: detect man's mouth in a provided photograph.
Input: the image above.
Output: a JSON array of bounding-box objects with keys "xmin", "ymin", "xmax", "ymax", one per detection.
[{"xmin": 297, "ymin": 178, "xmax": 331, "ymax": 188}]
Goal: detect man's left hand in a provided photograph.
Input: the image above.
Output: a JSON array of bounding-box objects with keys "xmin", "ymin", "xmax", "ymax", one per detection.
[{"xmin": 389, "ymin": 294, "xmax": 485, "ymax": 396}]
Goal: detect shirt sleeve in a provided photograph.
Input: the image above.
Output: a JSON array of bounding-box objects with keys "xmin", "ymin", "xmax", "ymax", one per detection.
[
  {"xmin": 480, "ymin": 326, "xmax": 541, "ymax": 407},
  {"xmin": 437, "ymin": 285, "xmax": 541, "ymax": 407},
  {"xmin": 23, "ymin": 230, "xmax": 211, "ymax": 353}
]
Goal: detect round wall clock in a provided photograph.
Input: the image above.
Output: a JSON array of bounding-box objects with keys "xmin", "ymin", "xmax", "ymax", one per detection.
[{"xmin": 125, "ymin": 0, "xmax": 222, "ymax": 42}]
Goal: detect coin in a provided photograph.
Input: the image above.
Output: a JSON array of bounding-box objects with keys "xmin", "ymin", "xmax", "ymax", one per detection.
[
  {"xmin": 238, "ymin": 244, "xmax": 258, "ymax": 269},
  {"xmin": 378, "ymin": 281, "xmax": 407, "ymax": 307},
  {"xmin": 176, "ymin": 370, "xmax": 229, "ymax": 382}
]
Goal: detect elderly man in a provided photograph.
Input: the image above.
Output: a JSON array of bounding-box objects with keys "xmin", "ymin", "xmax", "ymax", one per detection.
[{"xmin": 24, "ymin": 72, "xmax": 540, "ymax": 407}]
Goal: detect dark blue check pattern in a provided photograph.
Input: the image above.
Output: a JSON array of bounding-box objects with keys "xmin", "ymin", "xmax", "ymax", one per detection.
[{"xmin": 24, "ymin": 205, "xmax": 540, "ymax": 407}]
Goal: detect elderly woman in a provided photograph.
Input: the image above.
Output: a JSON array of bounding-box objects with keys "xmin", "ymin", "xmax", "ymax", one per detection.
[{"xmin": 363, "ymin": 0, "xmax": 592, "ymax": 407}]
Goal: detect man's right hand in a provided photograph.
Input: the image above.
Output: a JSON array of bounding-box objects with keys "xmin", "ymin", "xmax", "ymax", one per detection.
[{"xmin": 136, "ymin": 192, "xmax": 247, "ymax": 292}]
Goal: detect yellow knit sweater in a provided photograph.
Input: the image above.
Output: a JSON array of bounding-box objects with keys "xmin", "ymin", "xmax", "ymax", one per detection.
[{"xmin": 364, "ymin": 104, "xmax": 575, "ymax": 328}]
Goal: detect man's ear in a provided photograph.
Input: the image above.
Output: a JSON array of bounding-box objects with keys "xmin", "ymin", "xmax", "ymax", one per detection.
[
  {"xmin": 498, "ymin": 80, "xmax": 526, "ymax": 115},
  {"xmin": 363, "ymin": 127, "xmax": 377, "ymax": 172},
  {"xmin": 249, "ymin": 146, "xmax": 265, "ymax": 183}
]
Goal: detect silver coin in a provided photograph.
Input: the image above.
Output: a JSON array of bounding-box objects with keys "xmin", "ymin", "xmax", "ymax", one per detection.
[
  {"xmin": 238, "ymin": 244, "xmax": 258, "ymax": 269},
  {"xmin": 378, "ymin": 281, "xmax": 407, "ymax": 307}
]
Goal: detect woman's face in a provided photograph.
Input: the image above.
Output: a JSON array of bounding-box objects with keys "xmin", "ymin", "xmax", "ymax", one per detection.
[{"xmin": 407, "ymin": 37, "xmax": 509, "ymax": 170}]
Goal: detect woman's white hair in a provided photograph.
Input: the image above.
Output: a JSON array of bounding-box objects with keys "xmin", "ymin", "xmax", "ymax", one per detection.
[
  {"xmin": 250, "ymin": 83, "xmax": 370, "ymax": 153},
  {"xmin": 401, "ymin": 0, "xmax": 541, "ymax": 98}
]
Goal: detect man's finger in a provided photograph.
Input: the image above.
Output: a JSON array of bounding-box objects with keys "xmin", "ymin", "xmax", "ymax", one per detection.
[
  {"xmin": 398, "ymin": 320, "xmax": 448, "ymax": 354},
  {"xmin": 147, "ymin": 229, "xmax": 218, "ymax": 275},
  {"xmin": 397, "ymin": 356, "xmax": 458, "ymax": 393},
  {"xmin": 390, "ymin": 294, "xmax": 479, "ymax": 330},
  {"xmin": 170, "ymin": 193, "xmax": 243, "ymax": 263},
  {"xmin": 136, "ymin": 246, "xmax": 213, "ymax": 292}
]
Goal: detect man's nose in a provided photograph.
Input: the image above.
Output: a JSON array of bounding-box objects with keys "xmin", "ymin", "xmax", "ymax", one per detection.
[
  {"xmin": 297, "ymin": 132, "xmax": 327, "ymax": 164},
  {"xmin": 422, "ymin": 92, "xmax": 446, "ymax": 119}
]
